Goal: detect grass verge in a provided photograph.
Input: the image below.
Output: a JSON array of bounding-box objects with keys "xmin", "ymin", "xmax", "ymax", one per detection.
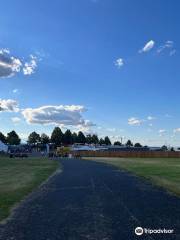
[
  {"xmin": 83, "ymin": 157, "xmax": 180, "ymax": 196},
  {"xmin": 0, "ymin": 157, "xmax": 59, "ymax": 222}
]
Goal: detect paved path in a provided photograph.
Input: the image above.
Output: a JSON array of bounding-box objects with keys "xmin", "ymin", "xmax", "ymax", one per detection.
[{"xmin": 1, "ymin": 158, "xmax": 180, "ymax": 240}]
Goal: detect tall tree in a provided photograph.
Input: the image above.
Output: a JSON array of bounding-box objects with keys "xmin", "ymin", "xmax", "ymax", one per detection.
[
  {"xmin": 72, "ymin": 132, "xmax": 78, "ymax": 143},
  {"xmin": 40, "ymin": 133, "xmax": 50, "ymax": 144},
  {"xmin": 170, "ymin": 147, "xmax": 175, "ymax": 151},
  {"xmin": 161, "ymin": 145, "xmax": 168, "ymax": 151},
  {"xmin": 91, "ymin": 134, "xmax": 99, "ymax": 144},
  {"xmin": 99, "ymin": 138, "xmax": 105, "ymax": 145},
  {"xmin": 104, "ymin": 136, "xmax": 111, "ymax": 145},
  {"xmin": 114, "ymin": 141, "xmax": 122, "ymax": 146},
  {"xmin": 0, "ymin": 132, "xmax": 7, "ymax": 144},
  {"xmin": 6, "ymin": 131, "xmax": 21, "ymax": 145},
  {"xmin": 126, "ymin": 140, "xmax": 133, "ymax": 147},
  {"xmin": 28, "ymin": 131, "xmax": 41, "ymax": 144},
  {"xmin": 51, "ymin": 127, "xmax": 63, "ymax": 146},
  {"xmin": 77, "ymin": 131, "xmax": 86, "ymax": 144},
  {"xmin": 86, "ymin": 134, "xmax": 92, "ymax": 144},
  {"xmin": 63, "ymin": 130, "xmax": 73, "ymax": 145}
]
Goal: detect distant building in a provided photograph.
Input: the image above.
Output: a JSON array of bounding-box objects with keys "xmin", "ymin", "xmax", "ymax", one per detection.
[
  {"xmin": 71, "ymin": 144, "xmax": 151, "ymax": 152},
  {"xmin": 105, "ymin": 145, "xmax": 150, "ymax": 152},
  {"xmin": 0, "ymin": 140, "xmax": 8, "ymax": 152},
  {"xmin": 148, "ymin": 147, "xmax": 162, "ymax": 151}
]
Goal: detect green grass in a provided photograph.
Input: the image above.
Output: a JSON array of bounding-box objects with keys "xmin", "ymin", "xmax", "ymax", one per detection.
[
  {"xmin": 84, "ymin": 157, "xmax": 180, "ymax": 196},
  {"xmin": 0, "ymin": 157, "xmax": 59, "ymax": 222}
]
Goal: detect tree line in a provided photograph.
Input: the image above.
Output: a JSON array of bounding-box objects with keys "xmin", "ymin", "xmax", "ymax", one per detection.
[{"xmin": 0, "ymin": 127, "xmax": 141, "ymax": 147}]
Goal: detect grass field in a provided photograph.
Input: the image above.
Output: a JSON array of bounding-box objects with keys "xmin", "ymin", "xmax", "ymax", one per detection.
[
  {"xmin": 0, "ymin": 157, "xmax": 59, "ymax": 222},
  {"xmin": 84, "ymin": 157, "xmax": 180, "ymax": 196}
]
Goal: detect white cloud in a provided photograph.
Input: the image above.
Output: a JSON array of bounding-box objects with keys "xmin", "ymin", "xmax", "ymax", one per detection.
[
  {"xmin": 0, "ymin": 49, "xmax": 22, "ymax": 78},
  {"xmin": 11, "ymin": 117, "xmax": 21, "ymax": 124},
  {"xmin": 147, "ymin": 128, "xmax": 152, "ymax": 132},
  {"xmin": 159, "ymin": 129, "xmax": 166, "ymax": 133},
  {"xmin": 157, "ymin": 40, "xmax": 174, "ymax": 54},
  {"xmin": 169, "ymin": 49, "xmax": 176, "ymax": 56},
  {"xmin": 107, "ymin": 128, "xmax": 116, "ymax": 132},
  {"xmin": 115, "ymin": 58, "xmax": 124, "ymax": 68},
  {"xmin": 147, "ymin": 116, "xmax": 156, "ymax": 120},
  {"xmin": 0, "ymin": 99, "xmax": 19, "ymax": 112},
  {"xmin": 23, "ymin": 55, "xmax": 37, "ymax": 75},
  {"xmin": 110, "ymin": 135, "xmax": 122, "ymax": 140},
  {"xmin": 0, "ymin": 48, "xmax": 10, "ymax": 54},
  {"xmin": 12, "ymin": 89, "xmax": 19, "ymax": 93},
  {"xmin": 22, "ymin": 105, "xmax": 95, "ymax": 129},
  {"xmin": 165, "ymin": 114, "xmax": 173, "ymax": 118},
  {"xmin": 139, "ymin": 40, "xmax": 155, "ymax": 53},
  {"xmin": 173, "ymin": 128, "xmax": 180, "ymax": 133},
  {"xmin": 128, "ymin": 117, "xmax": 144, "ymax": 126},
  {"xmin": 0, "ymin": 49, "xmax": 39, "ymax": 78},
  {"xmin": 19, "ymin": 132, "xmax": 29, "ymax": 141},
  {"xmin": 159, "ymin": 129, "xmax": 166, "ymax": 136}
]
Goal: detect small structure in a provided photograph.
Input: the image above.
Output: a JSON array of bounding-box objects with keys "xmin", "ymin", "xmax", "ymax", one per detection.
[
  {"xmin": 0, "ymin": 140, "xmax": 8, "ymax": 152},
  {"xmin": 56, "ymin": 146, "xmax": 71, "ymax": 157}
]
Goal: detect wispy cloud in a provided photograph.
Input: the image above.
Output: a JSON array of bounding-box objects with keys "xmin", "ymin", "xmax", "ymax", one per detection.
[
  {"xmin": 12, "ymin": 89, "xmax": 19, "ymax": 93},
  {"xmin": 139, "ymin": 40, "xmax": 155, "ymax": 53},
  {"xmin": 157, "ymin": 40, "xmax": 176, "ymax": 56},
  {"xmin": 128, "ymin": 117, "xmax": 144, "ymax": 126},
  {"xmin": 115, "ymin": 58, "xmax": 124, "ymax": 68},
  {"xmin": 159, "ymin": 129, "xmax": 166, "ymax": 136},
  {"xmin": 23, "ymin": 55, "xmax": 37, "ymax": 75},
  {"xmin": 165, "ymin": 114, "xmax": 173, "ymax": 118},
  {"xmin": 169, "ymin": 49, "xmax": 177, "ymax": 56},
  {"xmin": 11, "ymin": 117, "xmax": 21, "ymax": 124},
  {"xmin": 173, "ymin": 128, "xmax": 180, "ymax": 133},
  {"xmin": 107, "ymin": 128, "xmax": 116, "ymax": 132},
  {"xmin": 147, "ymin": 116, "xmax": 156, "ymax": 121}
]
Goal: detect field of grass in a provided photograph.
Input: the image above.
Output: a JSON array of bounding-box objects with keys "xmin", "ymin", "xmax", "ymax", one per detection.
[
  {"xmin": 0, "ymin": 157, "xmax": 59, "ymax": 222},
  {"xmin": 84, "ymin": 157, "xmax": 180, "ymax": 196}
]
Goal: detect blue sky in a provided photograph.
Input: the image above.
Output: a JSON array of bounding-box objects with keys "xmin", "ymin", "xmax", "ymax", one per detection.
[{"xmin": 0, "ymin": 0, "xmax": 180, "ymax": 146}]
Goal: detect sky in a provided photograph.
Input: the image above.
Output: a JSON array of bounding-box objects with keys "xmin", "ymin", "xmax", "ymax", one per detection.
[{"xmin": 0, "ymin": 0, "xmax": 180, "ymax": 146}]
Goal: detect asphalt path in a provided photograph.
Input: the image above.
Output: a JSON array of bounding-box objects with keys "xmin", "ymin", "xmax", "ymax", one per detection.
[{"xmin": 0, "ymin": 158, "xmax": 180, "ymax": 240}]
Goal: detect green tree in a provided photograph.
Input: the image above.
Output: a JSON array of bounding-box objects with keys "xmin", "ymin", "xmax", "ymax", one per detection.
[
  {"xmin": 77, "ymin": 131, "xmax": 86, "ymax": 144},
  {"xmin": 161, "ymin": 145, "xmax": 168, "ymax": 151},
  {"xmin": 72, "ymin": 132, "xmax": 78, "ymax": 143},
  {"xmin": 91, "ymin": 134, "xmax": 99, "ymax": 144},
  {"xmin": 86, "ymin": 134, "xmax": 92, "ymax": 144},
  {"xmin": 6, "ymin": 131, "xmax": 21, "ymax": 145},
  {"xmin": 40, "ymin": 133, "xmax": 49, "ymax": 144},
  {"xmin": 104, "ymin": 136, "xmax": 111, "ymax": 145},
  {"xmin": 134, "ymin": 142, "xmax": 142, "ymax": 147},
  {"xmin": 28, "ymin": 131, "xmax": 41, "ymax": 144},
  {"xmin": 63, "ymin": 130, "xmax": 73, "ymax": 145},
  {"xmin": 51, "ymin": 127, "xmax": 63, "ymax": 146},
  {"xmin": 126, "ymin": 139, "xmax": 133, "ymax": 147},
  {"xmin": 114, "ymin": 141, "xmax": 122, "ymax": 146},
  {"xmin": 99, "ymin": 138, "xmax": 105, "ymax": 145},
  {"xmin": 0, "ymin": 132, "xmax": 7, "ymax": 144}
]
